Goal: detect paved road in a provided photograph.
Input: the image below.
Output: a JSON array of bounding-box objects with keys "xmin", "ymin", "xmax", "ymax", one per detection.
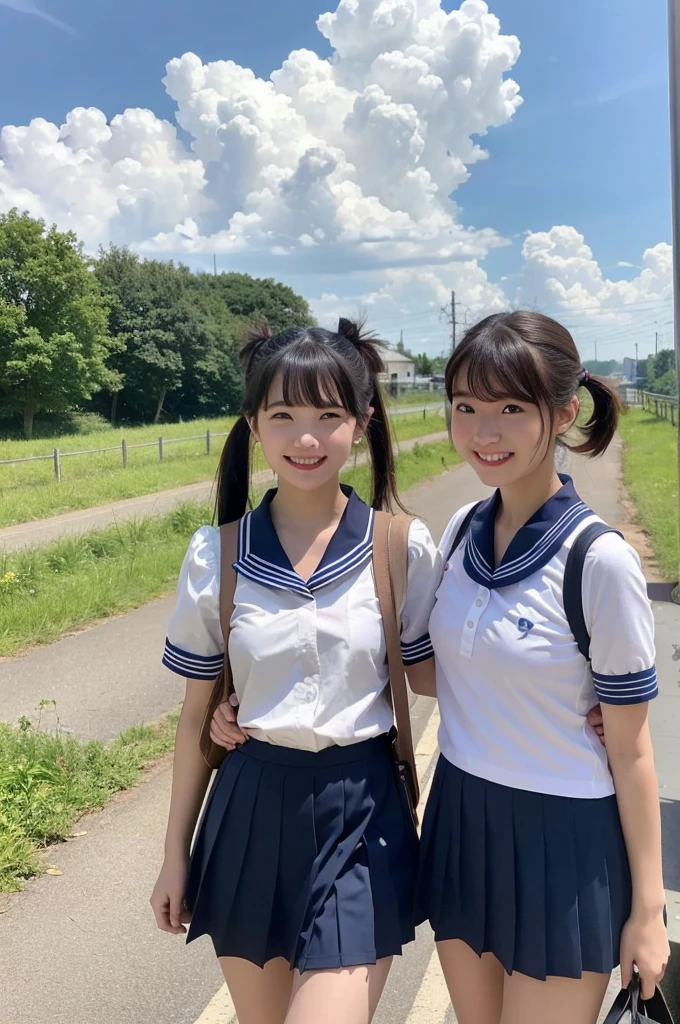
[{"xmin": 0, "ymin": 449, "xmax": 679, "ymax": 1023}]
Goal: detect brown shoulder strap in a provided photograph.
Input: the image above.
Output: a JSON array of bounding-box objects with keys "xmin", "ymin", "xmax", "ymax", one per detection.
[
  {"xmin": 372, "ymin": 510, "xmax": 419, "ymax": 807},
  {"xmin": 218, "ymin": 520, "xmax": 239, "ymax": 696},
  {"xmin": 199, "ymin": 520, "xmax": 239, "ymax": 768}
]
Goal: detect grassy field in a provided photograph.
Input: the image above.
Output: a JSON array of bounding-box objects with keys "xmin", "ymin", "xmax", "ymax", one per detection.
[
  {"xmin": 0, "ymin": 438, "xmax": 459, "ymax": 890},
  {"xmin": 0, "ymin": 710, "xmax": 179, "ymax": 892},
  {"xmin": 0, "ymin": 407, "xmax": 446, "ymax": 528},
  {"xmin": 617, "ymin": 408, "xmax": 679, "ymax": 582},
  {"xmin": 0, "ymin": 438, "xmax": 459, "ymax": 659}
]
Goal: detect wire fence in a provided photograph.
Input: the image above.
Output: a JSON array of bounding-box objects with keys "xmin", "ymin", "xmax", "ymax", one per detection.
[{"xmin": 0, "ymin": 404, "xmax": 445, "ymax": 483}]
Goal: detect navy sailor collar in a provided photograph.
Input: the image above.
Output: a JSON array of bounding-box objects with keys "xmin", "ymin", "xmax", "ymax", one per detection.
[
  {"xmin": 234, "ymin": 484, "xmax": 374, "ymax": 597},
  {"xmin": 463, "ymin": 474, "xmax": 593, "ymax": 589}
]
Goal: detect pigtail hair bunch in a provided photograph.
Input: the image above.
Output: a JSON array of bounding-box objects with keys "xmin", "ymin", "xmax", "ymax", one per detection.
[{"xmin": 336, "ymin": 317, "xmax": 386, "ymax": 377}]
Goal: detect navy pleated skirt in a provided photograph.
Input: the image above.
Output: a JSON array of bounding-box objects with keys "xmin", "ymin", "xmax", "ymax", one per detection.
[
  {"xmin": 186, "ymin": 735, "xmax": 419, "ymax": 972},
  {"xmin": 417, "ymin": 757, "xmax": 632, "ymax": 981}
]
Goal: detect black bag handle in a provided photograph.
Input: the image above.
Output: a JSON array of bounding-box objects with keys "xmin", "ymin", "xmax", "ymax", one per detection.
[
  {"xmin": 601, "ymin": 974, "xmax": 675, "ymax": 1024},
  {"xmin": 446, "ymin": 501, "xmax": 482, "ymax": 562}
]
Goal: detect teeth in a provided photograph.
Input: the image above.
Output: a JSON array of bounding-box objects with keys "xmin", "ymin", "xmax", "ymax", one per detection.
[
  {"xmin": 289, "ymin": 456, "xmax": 323, "ymax": 465},
  {"xmin": 478, "ymin": 452, "xmax": 510, "ymax": 463}
]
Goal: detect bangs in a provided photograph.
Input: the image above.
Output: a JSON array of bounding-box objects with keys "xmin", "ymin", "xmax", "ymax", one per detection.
[
  {"xmin": 448, "ymin": 323, "xmax": 548, "ymax": 407},
  {"xmin": 257, "ymin": 336, "xmax": 364, "ymax": 416}
]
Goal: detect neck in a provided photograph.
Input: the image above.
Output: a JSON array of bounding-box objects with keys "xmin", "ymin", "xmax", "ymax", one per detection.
[
  {"xmin": 497, "ymin": 457, "xmax": 563, "ymax": 529},
  {"xmin": 270, "ymin": 477, "xmax": 348, "ymax": 529}
]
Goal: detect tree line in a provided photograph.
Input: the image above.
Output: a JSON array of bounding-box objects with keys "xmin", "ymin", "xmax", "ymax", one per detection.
[{"xmin": 0, "ymin": 210, "xmax": 313, "ymax": 439}]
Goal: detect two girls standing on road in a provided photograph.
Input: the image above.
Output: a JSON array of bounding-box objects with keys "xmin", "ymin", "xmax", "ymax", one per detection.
[
  {"xmin": 416, "ymin": 311, "xmax": 669, "ymax": 1024},
  {"xmin": 150, "ymin": 319, "xmax": 442, "ymax": 1024}
]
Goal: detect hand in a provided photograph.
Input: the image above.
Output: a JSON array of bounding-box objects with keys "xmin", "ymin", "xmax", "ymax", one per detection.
[
  {"xmin": 150, "ymin": 857, "xmax": 192, "ymax": 935},
  {"xmin": 210, "ymin": 694, "xmax": 248, "ymax": 751},
  {"xmin": 586, "ymin": 703, "xmax": 605, "ymax": 746},
  {"xmin": 620, "ymin": 911, "xmax": 670, "ymax": 1000}
]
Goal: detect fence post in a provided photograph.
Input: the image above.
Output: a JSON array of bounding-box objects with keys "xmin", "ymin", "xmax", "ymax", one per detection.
[
  {"xmin": 206, "ymin": 429, "xmax": 211, "ymax": 455},
  {"xmin": 655, "ymin": 399, "xmax": 659, "ymax": 418},
  {"xmin": 53, "ymin": 448, "xmax": 61, "ymax": 483},
  {"xmin": 158, "ymin": 436, "xmax": 164, "ymax": 462},
  {"xmin": 422, "ymin": 406, "xmax": 426, "ymax": 421},
  {"xmin": 673, "ymin": 405, "xmax": 676, "ymax": 427},
  {"xmin": 121, "ymin": 439, "xmax": 128, "ymax": 468}
]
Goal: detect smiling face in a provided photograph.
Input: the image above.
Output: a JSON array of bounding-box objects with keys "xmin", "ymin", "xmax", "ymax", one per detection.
[
  {"xmin": 250, "ymin": 374, "xmax": 370, "ymax": 493},
  {"xmin": 450, "ymin": 364, "xmax": 579, "ymax": 488}
]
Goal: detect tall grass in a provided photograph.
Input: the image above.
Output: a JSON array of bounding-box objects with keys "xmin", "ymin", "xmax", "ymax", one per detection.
[
  {"xmin": 618, "ymin": 408, "xmax": 679, "ymax": 581},
  {"xmin": 0, "ymin": 409, "xmax": 446, "ymax": 528}
]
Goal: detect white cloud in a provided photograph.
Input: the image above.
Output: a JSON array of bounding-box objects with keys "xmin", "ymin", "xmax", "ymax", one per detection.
[
  {"xmin": 0, "ymin": 0, "xmax": 73, "ymax": 33},
  {"xmin": 0, "ymin": 0, "xmax": 521, "ymax": 275},
  {"xmin": 517, "ymin": 226, "xmax": 672, "ymax": 315}
]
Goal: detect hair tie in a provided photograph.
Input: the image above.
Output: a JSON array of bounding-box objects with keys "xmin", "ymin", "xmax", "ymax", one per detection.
[
  {"xmin": 579, "ymin": 368, "xmax": 591, "ymax": 386},
  {"xmin": 337, "ymin": 317, "xmax": 361, "ymax": 346}
]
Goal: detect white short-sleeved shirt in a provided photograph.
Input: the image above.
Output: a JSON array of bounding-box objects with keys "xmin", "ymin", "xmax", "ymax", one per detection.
[
  {"xmin": 163, "ymin": 487, "xmax": 440, "ymax": 752},
  {"xmin": 430, "ymin": 476, "xmax": 657, "ymax": 799}
]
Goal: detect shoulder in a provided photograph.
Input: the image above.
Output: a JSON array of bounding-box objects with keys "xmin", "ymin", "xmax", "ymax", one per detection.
[
  {"xmin": 438, "ymin": 501, "xmax": 480, "ymax": 559},
  {"xmin": 406, "ymin": 516, "xmax": 436, "ymax": 561},
  {"xmin": 582, "ymin": 529, "xmax": 645, "ymax": 583},
  {"xmin": 185, "ymin": 524, "xmax": 221, "ymax": 565}
]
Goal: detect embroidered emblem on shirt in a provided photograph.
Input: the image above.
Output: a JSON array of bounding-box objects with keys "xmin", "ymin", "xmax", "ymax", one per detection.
[{"xmin": 517, "ymin": 617, "xmax": 535, "ymax": 639}]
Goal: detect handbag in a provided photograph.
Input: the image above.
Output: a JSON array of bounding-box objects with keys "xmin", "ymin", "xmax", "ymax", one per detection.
[
  {"xmin": 601, "ymin": 974, "xmax": 675, "ymax": 1024},
  {"xmin": 372, "ymin": 511, "xmax": 421, "ymax": 825}
]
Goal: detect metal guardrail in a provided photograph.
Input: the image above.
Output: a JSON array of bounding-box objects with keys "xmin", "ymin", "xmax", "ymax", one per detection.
[
  {"xmin": 0, "ymin": 404, "xmax": 445, "ymax": 482},
  {"xmin": 623, "ymin": 387, "xmax": 679, "ymax": 425}
]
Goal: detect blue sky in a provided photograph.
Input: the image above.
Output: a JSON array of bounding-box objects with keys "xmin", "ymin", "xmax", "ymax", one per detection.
[{"xmin": 0, "ymin": 0, "xmax": 674, "ymax": 361}]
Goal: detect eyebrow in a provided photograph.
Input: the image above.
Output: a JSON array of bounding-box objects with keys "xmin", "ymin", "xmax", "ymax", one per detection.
[{"xmin": 451, "ymin": 390, "xmax": 519, "ymax": 401}]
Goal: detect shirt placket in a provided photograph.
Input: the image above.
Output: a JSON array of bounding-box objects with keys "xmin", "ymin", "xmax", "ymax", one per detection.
[
  {"xmin": 292, "ymin": 595, "xmax": 321, "ymax": 738},
  {"xmin": 460, "ymin": 584, "xmax": 490, "ymax": 658}
]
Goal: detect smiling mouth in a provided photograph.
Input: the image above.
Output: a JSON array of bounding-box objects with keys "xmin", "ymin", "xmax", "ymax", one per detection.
[
  {"xmin": 284, "ymin": 455, "xmax": 327, "ymax": 471},
  {"xmin": 474, "ymin": 451, "xmax": 513, "ymax": 466}
]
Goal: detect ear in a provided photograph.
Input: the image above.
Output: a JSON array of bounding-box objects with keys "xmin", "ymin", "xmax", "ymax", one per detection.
[
  {"xmin": 556, "ymin": 396, "xmax": 580, "ymax": 437},
  {"xmin": 353, "ymin": 407, "xmax": 374, "ymax": 443},
  {"xmin": 247, "ymin": 416, "xmax": 260, "ymax": 443}
]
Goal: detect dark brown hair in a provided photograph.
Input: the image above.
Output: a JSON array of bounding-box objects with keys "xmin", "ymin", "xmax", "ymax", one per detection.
[
  {"xmin": 215, "ymin": 318, "xmax": 403, "ymax": 523},
  {"xmin": 444, "ymin": 310, "xmax": 622, "ymax": 457}
]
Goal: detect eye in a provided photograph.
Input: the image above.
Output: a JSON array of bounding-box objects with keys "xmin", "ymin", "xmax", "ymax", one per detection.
[
  {"xmin": 502, "ymin": 404, "xmax": 523, "ymax": 414},
  {"xmin": 455, "ymin": 403, "xmax": 474, "ymax": 413},
  {"xmin": 270, "ymin": 411, "xmax": 293, "ymax": 420},
  {"xmin": 320, "ymin": 411, "xmax": 342, "ymax": 419}
]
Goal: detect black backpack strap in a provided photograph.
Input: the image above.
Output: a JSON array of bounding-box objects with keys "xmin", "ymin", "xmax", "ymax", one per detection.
[
  {"xmin": 563, "ymin": 521, "xmax": 622, "ymax": 660},
  {"xmin": 446, "ymin": 502, "xmax": 483, "ymax": 562}
]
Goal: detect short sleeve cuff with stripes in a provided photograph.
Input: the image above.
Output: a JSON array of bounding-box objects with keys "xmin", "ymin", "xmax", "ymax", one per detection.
[
  {"xmin": 401, "ymin": 632, "xmax": 434, "ymax": 666},
  {"xmin": 592, "ymin": 666, "xmax": 658, "ymax": 705}
]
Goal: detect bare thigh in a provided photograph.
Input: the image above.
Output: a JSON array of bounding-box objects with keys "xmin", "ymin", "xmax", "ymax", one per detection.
[
  {"xmin": 285, "ymin": 957, "xmax": 393, "ymax": 1024},
  {"xmin": 501, "ymin": 970, "xmax": 611, "ymax": 1024},
  {"xmin": 219, "ymin": 956, "xmax": 294, "ymax": 1024},
  {"xmin": 436, "ymin": 940, "xmax": 504, "ymax": 1024}
]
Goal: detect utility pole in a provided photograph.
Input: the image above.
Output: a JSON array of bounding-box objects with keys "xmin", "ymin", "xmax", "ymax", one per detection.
[
  {"xmin": 594, "ymin": 338, "xmax": 598, "ymax": 362},
  {"xmin": 451, "ymin": 291, "xmax": 456, "ymax": 351},
  {"xmin": 656, "ymin": 330, "xmax": 659, "ymax": 356},
  {"xmin": 213, "ymin": 254, "xmax": 217, "ymax": 277},
  {"xmin": 668, "ymin": 0, "xmax": 680, "ymax": 600}
]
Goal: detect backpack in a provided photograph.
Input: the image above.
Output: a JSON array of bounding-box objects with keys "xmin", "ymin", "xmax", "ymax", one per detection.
[
  {"xmin": 447, "ymin": 504, "xmax": 620, "ymax": 660},
  {"xmin": 198, "ymin": 512, "xmax": 420, "ymax": 818}
]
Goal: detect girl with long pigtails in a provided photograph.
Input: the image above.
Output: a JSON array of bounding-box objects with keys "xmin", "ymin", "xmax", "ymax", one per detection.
[{"xmin": 150, "ymin": 319, "xmax": 442, "ymax": 1024}]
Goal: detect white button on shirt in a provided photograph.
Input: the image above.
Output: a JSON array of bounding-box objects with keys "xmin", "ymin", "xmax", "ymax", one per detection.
[
  {"xmin": 431, "ymin": 477, "xmax": 658, "ymax": 800},
  {"xmin": 163, "ymin": 487, "xmax": 441, "ymax": 752}
]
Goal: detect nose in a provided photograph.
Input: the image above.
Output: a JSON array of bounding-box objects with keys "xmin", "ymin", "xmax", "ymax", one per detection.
[
  {"xmin": 295, "ymin": 432, "xmax": 320, "ymax": 449},
  {"xmin": 472, "ymin": 415, "xmax": 501, "ymax": 446}
]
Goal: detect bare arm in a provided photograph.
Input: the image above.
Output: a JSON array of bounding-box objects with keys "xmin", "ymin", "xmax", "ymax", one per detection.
[
  {"xmin": 601, "ymin": 702, "xmax": 669, "ymax": 998},
  {"xmin": 406, "ymin": 657, "xmax": 436, "ymax": 698},
  {"xmin": 150, "ymin": 678, "xmax": 214, "ymax": 934}
]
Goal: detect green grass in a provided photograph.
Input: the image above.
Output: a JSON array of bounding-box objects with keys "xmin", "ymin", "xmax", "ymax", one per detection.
[
  {"xmin": 0, "ymin": 408, "xmax": 446, "ymax": 528},
  {"xmin": 0, "ymin": 437, "xmax": 458, "ymax": 659},
  {"xmin": 0, "ymin": 709, "xmax": 179, "ymax": 892},
  {"xmin": 618, "ymin": 408, "xmax": 679, "ymax": 581}
]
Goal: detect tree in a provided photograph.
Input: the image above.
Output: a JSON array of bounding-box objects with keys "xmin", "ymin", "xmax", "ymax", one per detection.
[
  {"xmin": 414, "ymin": 353, "xmax": 434, "ymax": 376},
  {"xmin": 206, "ymin": 272, "xmax": 314, "ymax": 330},
  {"xmin": 0, "ymin": 210, "xmax": 118, "ymax": 439},
  {"xmin": 646, "ymin": 349, "xmax": 677, "ymax": 396}
]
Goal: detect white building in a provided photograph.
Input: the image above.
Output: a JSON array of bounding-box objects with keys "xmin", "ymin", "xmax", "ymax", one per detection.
[{"xmin": 381, "ymin": 349, "xmax": 416, "ymax": 381}]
